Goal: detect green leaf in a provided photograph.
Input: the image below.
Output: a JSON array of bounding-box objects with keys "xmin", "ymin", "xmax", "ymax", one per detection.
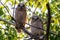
[{"xmin": 0, "ymin": 7, "xmax": 4, "ymax": 16}]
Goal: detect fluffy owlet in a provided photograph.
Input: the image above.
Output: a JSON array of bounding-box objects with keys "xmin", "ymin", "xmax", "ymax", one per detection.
[
  {"xmin": 30, "ymin": 15, "xmax": 44, "ymax": 39},
  {"xmin": 15, "ymin": 3, "xmax": 27, "ymax": 32}
]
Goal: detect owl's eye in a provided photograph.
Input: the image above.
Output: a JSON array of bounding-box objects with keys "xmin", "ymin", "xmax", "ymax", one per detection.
[
  {"xmin": 22, "ymin": 4, "xmax": 25, "ymax": 7},
  {"xmin": 32, "ymin": 16, "xmax": 39, "ymax": 20},
  {"xmin": 18, "ymin": 4, "xmax": 20, "ymax": 6}
]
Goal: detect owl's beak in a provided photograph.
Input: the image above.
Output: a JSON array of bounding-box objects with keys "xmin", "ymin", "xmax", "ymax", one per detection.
[
  {"xmin": 20, "ymin": 4, "xmax": 24, "ymax": 7},
  {"xmin": 20, "ymin": 4, "xmax": 24, "ymax": 9},
  {"xmin": 20, "ymin": 6, "xmax": 22, "ymax": 9}
]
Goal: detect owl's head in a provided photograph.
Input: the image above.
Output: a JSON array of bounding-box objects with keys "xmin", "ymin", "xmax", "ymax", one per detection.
[
  {"xmin": 16, "ymin": 3, "xmax": 26, "ymax": 11},
  {"xmin": 31, "ymin": 15, "xmax": 39, "ymax": 21}
]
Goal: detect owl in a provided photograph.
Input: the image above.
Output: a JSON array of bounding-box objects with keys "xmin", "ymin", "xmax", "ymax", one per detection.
[
  {"xmin": 30, "ymin": 15, "xmax": 44, "ymax": 39},
  {"xmin": 15, "ymin": 3, "xmax": 27, "ymax": 32}
]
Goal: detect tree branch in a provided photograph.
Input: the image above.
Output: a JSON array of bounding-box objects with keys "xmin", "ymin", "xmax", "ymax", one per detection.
[
  {"xmin": 0, "ymin": 17, "xmax": 59, "ymax": 40},
  {"xmin": 0, "ymin": 17, "xmax": 45, "ymax": 39},
  {"xmin": 45, "ymin": 3, "xmax": 51, "ymax": 40},
  {"xmin": 0, "ymin": 17, "xmax": 45, "ymax": 31}
]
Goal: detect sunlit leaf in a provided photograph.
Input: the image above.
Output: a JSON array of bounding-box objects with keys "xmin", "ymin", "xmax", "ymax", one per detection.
[
  {"xmin": 54, "ymin": 19, "xmax": 59, "ymax": 25},
  {"xmin": 42, "ymin": 3, "xmax": 47, "ymax": 13},
  {"xmin": 0, "ymin": 6, "xmax": 4, "ymax": 16}
]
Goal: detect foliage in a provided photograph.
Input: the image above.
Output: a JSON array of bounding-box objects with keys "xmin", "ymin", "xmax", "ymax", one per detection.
[{"xmin": 0, "ymin": 0, "xmax": 60, "ymax": 40}]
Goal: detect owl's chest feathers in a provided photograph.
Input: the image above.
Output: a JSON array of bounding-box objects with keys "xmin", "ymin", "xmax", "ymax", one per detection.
[
  {"xmin": 31, "ymin": 20, "xmax": 43, "ymax": 35},
  {"xmin": 16, "ymin": 10, "xmax": 26, "ymax": 16},
  {"xmin": 15, "ymin": 10, "xmax": 26, "ymax": 23},
  {"xmin": 31, "ymin": 20, "xmax": 43, "ymax": 29}
]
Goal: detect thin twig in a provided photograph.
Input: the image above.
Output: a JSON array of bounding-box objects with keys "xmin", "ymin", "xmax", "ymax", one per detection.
[
  {"xmin": 0, "ymin": 2, "xmax": 11, "ymax": 16},
  {"xmin": 0, "ymin": 2, "xmax": 15, "ymax": 21},
  {"xmin": 33, "ymin": 2, "xmax": 40, "ymax": 15},
  {"xmin": 0, "ymin": 28, "xmax": 6, "ymax": 30},
  {"xmin": 0, "ymin": 18, "xmax": 15, "ymax": 26},
  {"xmin": 27, "ymin": 2, "xmax": 40, "ymax": 15}
]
